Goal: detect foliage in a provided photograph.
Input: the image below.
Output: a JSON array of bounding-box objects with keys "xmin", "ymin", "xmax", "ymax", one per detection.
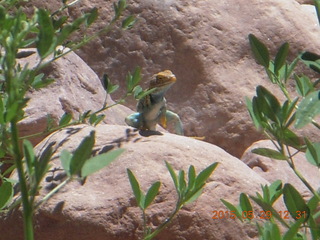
[
  {"xmin": 223, "ymin": 28, "xmax": 320, "ymax": 239},
  {"xmin": 128, "ymin": 162, "xmax": 218, "ymax": 240},
  {"xmin": 0, "ymin": 0, "xmax": 142, "ymax": 239}
]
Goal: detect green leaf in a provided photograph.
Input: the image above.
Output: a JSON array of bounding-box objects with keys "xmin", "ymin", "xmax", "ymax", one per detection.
[
  {"xmin": 315, "ymin": 0, "xmax": 320, "ymax": 25},
  {"xmin": 57, "ymin": 25, "xmax": 73, "ymax": 46},
  {"xmin": 0, "ymin": 97, "xmax": 4, "ymax": 124},
  {"xmin": 0, "ymin": 6, "xmax": 5, "ymax": 26},
  {"xmin": 127, "ymin": 169, "xmax": 143, "ymax": 209},
  {"xmin": 79, "ymin": 110, "xmax": 91, "ymax": 123},
  {"xmin": 251, "ymin": 148, "xmax": 287, "ymax": 160},
  {"xmin": 31, "ymin": 73, "xmax": 55, "ymax": 89},
  {"xmin": 53, "ymin": 15, "xmax": 68, "ymax": 30},
  {"xmin": 23, "ymin": 140, "xmax": 36, "ymax": 177},
  {"xmin": 246, "ymin": 96, "xmax": 262, "ymax": 129},
  {"xmin": 295, "ymin": 90, "xmax": 320, "ymax": 128},
  {"xmin": 0, "ymin": 149, "xmax": 5, "ymax": 159},
  {"xmin": 117, "ymin": 0, "xmax": 127, "ymax": 12},
  {"xmin": 178, "ymin": 170, "xmax": 186, "ymax": 195},
  {"xmin": 36, "ymin": 143, "xmax": 53, "ymax": 183},
  {"xmin": 286, "ymin": 57, "xmax": 299, "ymax": 81},
  {"xmin": 89, "ymin": 114, "xmax": 105, "ymax": 126},
  {"xmin": 36, "ymin": 8, "xmax": 55, "ymax": 58},
  {"xmin": 126, "ymin": 72, "xmax": 133, "ymax": 92},
  {"xmin": 220, "ymin": 199, "xmax": 243, "ymax": 222},
  {"xmin": 5, "ymin": 102, "xmax": 19, "ymax": 122},
  {"xmin": 59, "ymin": 112, "xmax": 72, "ymax": 126},
  {"xmin": 282, "ymin": 129, "xmax": 301, "ymax": 150},
  {"xmin": 86, "ymin": 7, "xmax": 98, "ymax": 27},
  {"xmin": 261, "ymin": 184, "xmax": 271, "ymax": 203},
  {"xmin": 135, "ymin": 88, "xmax": 157, "ymax": 100},
  {"xmin": 249, "ymin": 34, "xmax": 270, "ymax": 68},
  {"xmin": 131, "ymin": 67, "xmax": 141, "ymax": 89},
  {"xmin": 69, "ymin": 131, "xmax": 95, "ymax": 176},
  {"xmin": 259, "ymin": 222, "xmax": 281, "ymax": 240},
  {"xmin": 194, "ymin": 162, "xmax": 218, "ymax": 189},
  {"xmin": 0, "ymin": 181, "xmax": 13, "ymax": 210},
  {"xmin": 250, "ymin": 195, "xmax": 288, "ymax": 226},
  {"xmin": 274, "ymin": 42, "xmax": 289, "ymax": 74},
  {"xmin": 102, "ymin": 74, "xmax": 119, "ymax": 94},
  {"xmin": 294, "ymin": 74, "xmax": 314, "ymax": 97},
  {"xmin": 239, "ymin": 193, "xmax": 253, "ymax": 212},
  {"xmin": 300, "ymin": 51, "xmax": 320, "ymax": 74},
  {"xmin": 122, "ymin": 15, "xmax": 136, "ymax": 29},
  {"xmin": 165, "ymin": 161, "xmax": 179, "ymax": 191},
  {"xmin": 268, "ymin": 180, "xmax": 283, "ymax": 204},
  {"xmin": 308, "ymin": 215, "xmax": 319, "ymax": 240},
  {"xmin": 305, "ymin": 140, "xmax": 320, "ymax": 167},
  {"xmin": 60, "ymin": 149, "xmax": 72, "ymax": 176},
  {"xmin": 56, "ymin": 13, "xmax": 88, "ymax": 46},
  {"xmin": 282, "ymin": 217, "xmax": 305, "ymax": 240},
  {"xmin": 81, "ymin": 148, "xmax": 124, "ymax": 177},
  {"xmin": 108, "ymin": 84, "xmax": 119, "ymax": 94},
  {"xmin": 307, "ymin": 194, "xmax": 320, "ymax": 213},
  {"xmin": 256, "ymin": 85, "xmax": 281, "ymax": 123},
  {"xmin": 184, "ymin": 188, "xmax": 203, "ymax": 204},
  {"xmin": 284, "ymin": 98, "xmax": 299, "ymax": 128},
  {"xmin": 133, "ymin": 85, "xmax": 143, "ymax": 99},
  {"xmin": 113, "ymin": 0, "xmax": 127, "ymax": 19},
  {"xmin": 187, "ymin": 165, "xmax": 196, "ymax": 190},
  {"xmin": 143, "ymin": 181, "xmax": 160, "ymax": 209},
  {"xmin": 113, "ymin": 2, "xmax": 119, "ymax": 17},
  {"xmin": 283, "ymin": 183, "xmax": 309, "ymax": 222}
]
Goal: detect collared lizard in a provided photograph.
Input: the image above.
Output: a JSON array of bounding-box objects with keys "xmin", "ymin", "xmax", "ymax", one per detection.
[{"xmin": 125, "ymin": 70, "xmax": 184, "ymax": 135}]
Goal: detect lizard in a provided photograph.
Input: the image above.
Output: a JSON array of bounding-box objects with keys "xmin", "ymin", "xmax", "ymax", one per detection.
[{"xmin": 125, "ymin": 70, "xmax": 184, "ymax": 135}]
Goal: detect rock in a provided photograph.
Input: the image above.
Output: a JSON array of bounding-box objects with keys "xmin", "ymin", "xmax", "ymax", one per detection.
[
  {"xmin": 241, "ymin": 140, "xmax": 320, "ymax": 200},
  {"xmin": 17, "ymin": 49, "xmax": 132, "ymax": 146},
  {"xmin": 1, "ymin": 124, "xmax": 270, "ymax": 240},
  {"xmin": 23, "ymin": 0, "xmax": 320, "ymax": 157}
]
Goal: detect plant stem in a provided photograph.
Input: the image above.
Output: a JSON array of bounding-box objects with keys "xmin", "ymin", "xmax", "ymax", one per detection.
[
  {"xmin": 6, "ymin": 41, "xmax": 34, "ymax": 238},
  {"xmin": 35, "ymin": 178, "xmax": 70, "ymax": 209},
  {"xmin": 142, "ymin": 209, "xmax": 147, "ymax": 237},
  {"xmin": 11, "ymin": 120, "xmax": 34, "ymax": 240},
  {"xmin": 143, "ymin": 202, "xmax": 182, "ymax": 240},
  {"xmin": 286, "ymin": 146, "xmax": 320, "ymax": 201}
]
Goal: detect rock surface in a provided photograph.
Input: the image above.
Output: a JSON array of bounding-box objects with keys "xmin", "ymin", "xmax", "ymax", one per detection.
[
  {"xmin": 4, "ymin": 1, "xmax": 320, "ymax": 239},
  {"xmin": 241, "ymin": 140, "xmax": 320, "ymax": 200},
  {"xmin": 65, "ymin": 0, "xmax": 320, "ymax": 157},
  {"xmin": 20, "ymin": 0, "xmax": 320, "ymax": 158},
  {"xmin": 1, "ymin": 124, "xmax": 269, "ymax": 240},
  {"xmin": 17, "ymin": 49, "xmax": 131, "ymax": 146}
]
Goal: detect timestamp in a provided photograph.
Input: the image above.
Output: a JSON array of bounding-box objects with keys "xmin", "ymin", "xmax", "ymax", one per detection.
[{"xmin": 212, "ymin": 210, "xmax": 307, "ymax": 220}]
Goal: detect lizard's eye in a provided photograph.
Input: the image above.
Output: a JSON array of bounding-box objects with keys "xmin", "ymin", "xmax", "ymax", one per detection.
[{"xmin": 157, "ymin": 76, "xmax": 164, "ymax": 81}]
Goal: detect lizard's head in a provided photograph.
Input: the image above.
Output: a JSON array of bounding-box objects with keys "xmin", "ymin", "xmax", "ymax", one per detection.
[{"xmin": 149, "ymin": 70, "xmax": 176, "ymax": 93}]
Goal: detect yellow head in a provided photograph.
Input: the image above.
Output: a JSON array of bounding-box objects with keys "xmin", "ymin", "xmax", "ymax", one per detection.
[{"xmin": 149, "ymin": 70, "xmax": 176, "ymax": 91}]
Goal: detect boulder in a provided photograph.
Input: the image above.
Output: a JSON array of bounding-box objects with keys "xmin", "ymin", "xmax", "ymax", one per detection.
[
  {"xmin": 17, "ymin": 49, "xmax": 132, "ymax": 146},
  {"xmin": 1, "ymin": 124, "xmax": 270, "ymax": 240},
  {"xmin": 241, "ymin": 140, "xmax": 320, "ymax": 200},
  {"xmin": 22, "ymin": 0, "xmax": 320, "ymax": 157}
]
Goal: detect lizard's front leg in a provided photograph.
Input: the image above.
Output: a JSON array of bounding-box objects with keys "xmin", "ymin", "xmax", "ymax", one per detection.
[{"xmin": 125, "ymin": 112, "xmax": 143, "ymax": 129}]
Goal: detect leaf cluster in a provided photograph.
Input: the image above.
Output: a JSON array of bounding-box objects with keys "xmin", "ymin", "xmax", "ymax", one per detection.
[
  {"xmin": 127, "ymin": 161, "xmax": 218, "ymax": 240},
  {"xmin": 222, "ymin": 180, "xmax": 319, "ymax": 240},
  {"xmin": 239, "ymin": 32, "xmax": 320, "ymax": 239}
]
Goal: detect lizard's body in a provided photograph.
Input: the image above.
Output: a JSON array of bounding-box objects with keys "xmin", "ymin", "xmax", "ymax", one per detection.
[{"xmin": 125, "ymin": 70, "xmax": 184, "ymax": 135}]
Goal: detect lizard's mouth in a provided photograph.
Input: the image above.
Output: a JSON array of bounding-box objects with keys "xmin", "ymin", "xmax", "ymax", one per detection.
[{"xmin": 158, "ymin": 76, "xmax": 176, "ymax": 86}]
